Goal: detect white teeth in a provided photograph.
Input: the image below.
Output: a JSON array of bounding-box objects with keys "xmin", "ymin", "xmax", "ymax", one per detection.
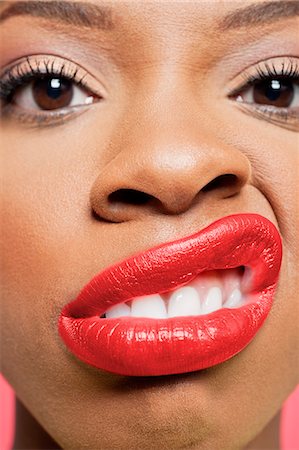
[
  {"xmin": 242, "ymin": 267, "xmax": 253, "ymax": 293},
  {"xmin": 105, "ymin": 302, "xmax": 131, "ymax": 319},
  {"xmin": 102, "ymin": 268, "xmax": 247, "ymax": 319},
  {"xmin": 201, "ymin": 287, "xmax": 222, "ymax": 315},
  {"xmin": 190, "ymin": 270, "xmax": 222, "ymax": 297},
  {"xmin": 223, "ymin": 268, "xmax": 241, "ymax": 300},
  {"xmin": 168, "ymin": 286, "xmax": 201, "ymax": 318},
  {"xmin": 131, "ymin": 294, "xmax": 167, "ymax": 318},
  {"xmin": 223, "ymin": 288, "xmax": 243, "ymax": 308}
]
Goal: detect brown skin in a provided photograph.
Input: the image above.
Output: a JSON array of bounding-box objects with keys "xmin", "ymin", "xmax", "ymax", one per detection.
[{"xmin": 1, "ymin": 1, "xmax": 298, "ymax": 449}]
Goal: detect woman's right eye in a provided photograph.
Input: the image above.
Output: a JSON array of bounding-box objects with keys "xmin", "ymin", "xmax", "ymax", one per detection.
[
  {"xmin": 13, "ymin": 75, "xmax": 97, "ymax": 111},
  {"xmin": 0, "ymin": 55, "xmax": 105, "ymax": 125}
]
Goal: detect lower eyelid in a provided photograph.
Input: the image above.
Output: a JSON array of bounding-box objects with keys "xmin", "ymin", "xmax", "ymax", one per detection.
[
  {"xmin": 1, "ymin": 101, "xmax": 95, "ymax": 128},
  {"xmin": 232, "ymin": 101, "xmax": 299, "ymax": 132}
]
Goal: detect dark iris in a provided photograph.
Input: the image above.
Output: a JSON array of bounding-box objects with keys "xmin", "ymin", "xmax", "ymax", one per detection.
[
  {"xmin": 253, "ymin": 78, "xmax": 295, "ymax": 107},
  {"xmin": 32, "ymin": 76, "xmax": 73, "ymax": 110}
]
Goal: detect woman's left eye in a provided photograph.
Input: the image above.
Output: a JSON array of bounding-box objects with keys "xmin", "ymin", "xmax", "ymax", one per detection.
[
  {"xmin": 236, "ymin": 77, "xmax": 299, "ymax": 108},
  {"xmin": 13, "ymin": 75, "xmax": 95, "ymax": 111}
]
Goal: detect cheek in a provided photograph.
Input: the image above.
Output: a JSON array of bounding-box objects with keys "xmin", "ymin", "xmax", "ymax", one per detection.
[
  {"xmin": 1, "ymin": 184, "xmax": 71, "ymax": 392},
  {"xmin": 247, "ymin": 136, "xmax": 299, "ymax": 384},
  {"xmin": 1, "ymin": 129, "xmax": 84, "ymax": 386},
  {"xmin": 251, "ymin": 132, "xmax": 298, "ymax": 244},
  {"xmin": 267, "ymin": 247, "xmax": 299, "ymax": 385}
]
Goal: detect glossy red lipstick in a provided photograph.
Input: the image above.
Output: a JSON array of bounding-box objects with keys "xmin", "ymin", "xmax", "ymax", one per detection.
[{"xmin": 59, "ymin": 214, "xmax": 282, "ymax": 376}]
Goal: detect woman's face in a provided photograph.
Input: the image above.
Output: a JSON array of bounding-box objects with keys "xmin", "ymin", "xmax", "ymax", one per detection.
[{"xmin": 1, "ymin": 1, "xmax": 298, "ymax": 449}]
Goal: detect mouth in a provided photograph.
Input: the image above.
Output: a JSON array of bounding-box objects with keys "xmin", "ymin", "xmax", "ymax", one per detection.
[{"xmin": 59, "ymin": 213, "xmax": 282, "ymax": 377}]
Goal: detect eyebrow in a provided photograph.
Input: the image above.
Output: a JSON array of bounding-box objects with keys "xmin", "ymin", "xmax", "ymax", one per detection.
[
  {"xmin": 219, "ymin": 1, "xmax": 299, "ymax": 30},
  {"xmin": 0, "ymin": 0, "xmax": 298, "ymax": 32},
  {"xmin": 0, "ymin": 0, "xmax": 114, "ymax": 30}
]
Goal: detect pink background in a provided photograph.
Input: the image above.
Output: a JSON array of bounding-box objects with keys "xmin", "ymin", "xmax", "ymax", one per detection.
[{"xmin": 0, "ymin": 374, "xmax": 298, "ymax": 450}]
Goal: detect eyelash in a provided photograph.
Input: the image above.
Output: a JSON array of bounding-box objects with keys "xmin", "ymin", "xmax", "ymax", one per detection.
[
  {"xmin": 0, "ymin": 56, "xmax": 298, "ymax": 128},
  {"xmin": 238, "ymin": 59, "xmax": 298, "ymax": 87},
  {"xmin": 0, "ymin": 56, "xmax": 102, "ymax": 126}
]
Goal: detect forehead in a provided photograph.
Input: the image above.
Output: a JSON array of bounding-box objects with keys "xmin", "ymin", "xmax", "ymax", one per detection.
[{"xmin": 1, "ymin": 0, "xmax": 298, "ymax": 66}]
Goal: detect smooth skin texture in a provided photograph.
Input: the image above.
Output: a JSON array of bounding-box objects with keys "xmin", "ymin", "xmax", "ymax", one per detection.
[{"xmin": 1, "ymin": 0, "xmax": 298, "ymax": 449}]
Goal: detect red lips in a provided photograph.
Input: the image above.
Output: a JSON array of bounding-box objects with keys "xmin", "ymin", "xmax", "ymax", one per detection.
[{"xmin": 59, "ymin": 214, "xmax": 282, "ymax": 376}]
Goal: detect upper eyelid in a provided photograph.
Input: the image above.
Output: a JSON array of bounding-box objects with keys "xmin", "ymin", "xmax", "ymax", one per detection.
[
  {"xmin": 0, "ymin": 54, "xmax": 107, "ymax": 98},
  {"xmin": 2, "ymin": 53, "xmax": 297, "ymax": 94},
  {"xmin": 225, "ymin": 56, "xmax": 299, "ymax": 96},
  {"xmin": 226, "ymin": 55, "xmax": 298, "ymax": 83}
]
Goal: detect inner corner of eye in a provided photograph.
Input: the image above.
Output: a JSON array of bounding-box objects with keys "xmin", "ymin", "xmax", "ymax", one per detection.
[
  {"xmin": 85, "ymin": 96, "xmax": 96, "ymax": 105},
  {"xmin": 235, "ymin": 94, "xmax": 245, "ymax": 103},
  {"xmin": 228, "ymin": 90, "xmax": 243, "ymax": 102}
]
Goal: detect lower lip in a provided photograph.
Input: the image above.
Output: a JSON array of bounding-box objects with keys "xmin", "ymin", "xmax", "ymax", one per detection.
[{"xmin": 60, "ymin": 289, "xmax": 275, "ymax": 377}]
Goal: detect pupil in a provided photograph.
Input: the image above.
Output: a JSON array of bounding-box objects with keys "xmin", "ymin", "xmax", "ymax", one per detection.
[
  {"xmin": 48, "ymin": 78, "xmax": 64, "ymax": 99},
  {"xmin": 32, "ymin": 76, "xmax": 73, "ymax": 110},
  {"xmin": 254, "ymin": 78, "xmax": 294, "ymax": 107},
  {"xmin": 266, "ymin": 80, "xmax": 283, "ymax": 101}
]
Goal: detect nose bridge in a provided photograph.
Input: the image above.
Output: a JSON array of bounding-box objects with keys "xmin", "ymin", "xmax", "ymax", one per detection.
[
  {"xmin": 103, "ymin": 74, "xmax": 220, "ymax": 185},
  {"xmin": 90, "ymin": 73, "xmax": 251, "ymax": 222}
]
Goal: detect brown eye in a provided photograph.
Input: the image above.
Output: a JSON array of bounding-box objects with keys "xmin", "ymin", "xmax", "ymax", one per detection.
[
  {"xmin": 253, "ymin": 78, "xmax": 294, "ymax": 107},
  {"xmin": 32, "ymin": 76, "xmax": 73, "ymax": 110},
  {"xmin": 236, "ymin": 76, "xmax": 299, "ymax": 109},
  {"xmin": 13, "ymin": 75, "xmax": 95, "ymax": 111}
]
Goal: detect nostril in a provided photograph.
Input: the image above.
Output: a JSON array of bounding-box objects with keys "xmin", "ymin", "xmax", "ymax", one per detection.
[
  {"xmin": 202, "ymin": 174, "xmax": 239, "ymax": 194},
  {"xmin": 108, "ymin": 189, "xmax": 154, "ymax": 206}
]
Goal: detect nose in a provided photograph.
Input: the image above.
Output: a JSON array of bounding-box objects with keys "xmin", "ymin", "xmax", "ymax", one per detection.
[{"xmin": 90, "ymin": 103, "xmax": 251, "ymax": 223}]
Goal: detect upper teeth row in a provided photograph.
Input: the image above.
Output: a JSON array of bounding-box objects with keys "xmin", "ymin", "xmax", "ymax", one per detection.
[{"xmin": 103, "ymin": 269, "xmax": 247, "ymax": 319}]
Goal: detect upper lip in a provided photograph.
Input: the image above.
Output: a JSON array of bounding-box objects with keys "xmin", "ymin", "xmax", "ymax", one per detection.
[{"xmin": 63, "ymin": 213, "xmax": 282, "ymax": 319}]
